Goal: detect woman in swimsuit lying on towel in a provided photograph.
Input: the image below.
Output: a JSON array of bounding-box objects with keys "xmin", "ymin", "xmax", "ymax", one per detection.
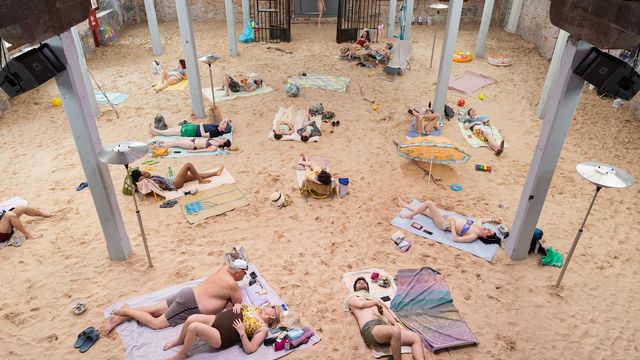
[
  {"xmin": 463, "ymin": 108, "xmax": 505, "ymax": 156},
  {"xmin": 156, "ymin": 137, "xmax": 231, "ymax": 153},
  {"xmin": 272, "ymin": 119, "xmax": 295, "ymax": 140},
  {"xmin": 397, "ymin": 197, "xmax": 502, "ymax": 244},
  {"xmin": 164, "ymin": 302, "xmax": 281, "ymax": 358},
  {"xmin": 0, "ymin": 205, "xmax": 51, "ymax": 242},
  {"xmin": 148, "ymin": 118, "xmax": 233, "ymax": 139},
  {"xmin": 131, "ymin": 163, "xmax": 224, "ymax": 191},
  {"xmin": 154, "ymin": 59, "xmax": 188, "ymax": 92}
]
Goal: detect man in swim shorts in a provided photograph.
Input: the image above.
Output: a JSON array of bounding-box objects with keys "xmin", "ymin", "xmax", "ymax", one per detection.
[
  {"xmin": 346, "ymin": 277, "xmax": 426, "ymax": 360},
  {"xmin": 105, "ymin": 247, "xmax": 250, "ymax": 333},
  {"xmin": 148, "ymin": 118, "xmax": 233, "ymax": 138}
]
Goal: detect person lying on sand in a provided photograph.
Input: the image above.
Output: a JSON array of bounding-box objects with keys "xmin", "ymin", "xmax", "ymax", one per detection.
[
  {"xmin": 408, "ymin": 108, "xmax": 441, "ymax": 136},
  {"xmin": 164, "ymin": 302, "xmax": 281, "ymax": 358},
  {"xmin": 130, "ymin": 163, "xmax": 224, "ymax": 191},
  {"xmin": 296, "ymin": 118, "xmax": 322, "ymax": 142},
  {"xmin": 154, "ymin": 59, "xmax": 187, "ymax": 92},
  {"xmin": 298, "ymin": 153, "xmax": 332, "ymax": 185},
  {"xmin": 148, "ymin": 118, "xmax": 233, "ymax": 139},
  {"xmin": 273, "ymin": 119, "xmax": 295, "ymax": 140},
  {"xmin": 0, "ymin": 206, "xmax": 51, "ymax": 241},
  {"xmin": 397, "ymin": 197, "xmax": 502, "ymax": 244},
  {"xmin": 105, "ymin": 247, "xmax": 249, "ymax": 333},
  {"xmin": 218, "ymin": 74, "xmax": 263, "ymax": 97},
  {"xmin": 155, "ymin": 137, "xmax": 231, "ymax": 153},
  {"xmin": 462, "ymin": 108, "xmax": 505, "ymax": 156},
  {"xmin": 346, "ymin": 277, "xmax": 426, "ymax": 360}
]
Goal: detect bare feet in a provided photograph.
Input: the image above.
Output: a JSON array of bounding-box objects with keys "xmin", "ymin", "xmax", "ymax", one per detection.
[
  {"xmin": 396, "ymin": 196, "xmax": 409, "ymax": 208},
  {"xmin": 495, "ymin": 139, "xmax": 505, "ymax": 157},
  {"xmin": 104, "ymin": 314, "xmax": 127, "ymax": 334},
  {"xmin": 25, "ymin": 233, "xmax": 43, "ymax": 240},
  {"xmin": 198, "ymin": 179, "xmax": 211, "ymax": 184},
  {"xmin": 148, "ymin": 123, "xmax": 159, "ymax": 136},
  {"xmin": 163, "ymin": 338, "xmax": 182, "ymax": 351},
  {"xmin": 214, "ymin": 165, "xmax": 225, "ymax": 176},
  {"xmin": 167, "ymin": 353, "xmax": 187, "ymax": 360}
]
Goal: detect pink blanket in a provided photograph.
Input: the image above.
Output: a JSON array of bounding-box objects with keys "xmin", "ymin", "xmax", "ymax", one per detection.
[{"xmin": 448, "ymin": 71, "xmax": 496, "ymax": 94}]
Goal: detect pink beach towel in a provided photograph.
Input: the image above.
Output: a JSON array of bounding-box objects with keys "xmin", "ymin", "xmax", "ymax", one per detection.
[{"xmin": 448, "ymin": 71, "xmax": 496, "ymax": 95}]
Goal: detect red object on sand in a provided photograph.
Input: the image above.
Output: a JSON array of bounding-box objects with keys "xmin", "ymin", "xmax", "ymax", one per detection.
[
  {"xmin": 88, "ymin": 9, "xmax": 100, "ymax": 47},
  {"xmin": 457, "ymin": 99, "xmax": 465, "ymax": 107}
]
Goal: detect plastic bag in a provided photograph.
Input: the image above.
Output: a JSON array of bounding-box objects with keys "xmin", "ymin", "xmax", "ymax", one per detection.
[{"xmin": 239, "ymin": 19, "xmax": 254, "ymax": 43}]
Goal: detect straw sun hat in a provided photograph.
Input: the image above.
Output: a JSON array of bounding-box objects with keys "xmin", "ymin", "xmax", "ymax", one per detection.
[{"xmin": 270, "ymin": 192, "xmax": 289, "ymax": 208}]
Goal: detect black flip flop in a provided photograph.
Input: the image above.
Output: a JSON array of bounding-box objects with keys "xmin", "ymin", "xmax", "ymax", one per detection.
[
  {"xmin": 160, "ymin": 199, "xmax": 178, "ymax": 208},
  {"xmin": 74, "ymin": 327, "xmax": 95, "ymax": 349},
  {"xmin": 335, "ymin": 120, "xmax": 340, "ymax": 127},
  {"xmin": 78, "ymin": 328, "xmax": 100, "ymax": 353}
]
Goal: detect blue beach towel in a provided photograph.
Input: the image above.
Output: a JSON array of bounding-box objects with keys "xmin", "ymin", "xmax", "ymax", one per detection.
[{"xmin": 94, "ymin": 90, "xmax": 129, "ymax": 105}]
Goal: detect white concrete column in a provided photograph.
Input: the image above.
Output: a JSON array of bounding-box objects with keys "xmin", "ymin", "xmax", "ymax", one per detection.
[
  {"xmin": 432, "ymin": 0, "xmax": 463, "ymax": 115},
  {"xmin": 70, "ymin": 26, "xmax": 100, "ymax": 119},
  {"xmin": 176, "ymin": 0, "xmax": 205, "ymax": 119},
  {"xmin": 505, "ymin": 39, "xmax": 590, "ymax": 260},
  {"xmin": 144, "ymin": 0, "xmax": 163, "ymax": 56},
  {"xmin": 387, "ymin": 0, "xmax": 398, "ymax": 39},
  {"xmin": 404, "ymin": 0, "xmax": 415, "ymax": 40},
  {"xmin": 505, "ymin": 0, "xmax": 523, "ymax": 33},
  {"xmin": 242, "ymin": 0, "xmax": 250, "ymax": 28},
  {"xmin": 48, "ymin": 31, "xmax": 131, "ymax": 261},
  {"xmin": 225, "ymin": 0, "xmax": 238, "ymax": 57},
  {"xmin": 536, "ymin": 30, "xmax": 570, "ymax": 118},
  {"xmin": 474, "ymin": 0, "xmax": 495, "ymax": 59}
]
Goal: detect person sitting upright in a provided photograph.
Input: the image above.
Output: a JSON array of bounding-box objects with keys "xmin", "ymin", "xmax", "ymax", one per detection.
[
  {"xmin": 346, "ymin": 277, "xmax": 426, "ymax": 360},
  {"xmin": 219, "ymin": 74, "xmax": 264, "ymax": 97},
  {"xmin": 397, "ymin": 196, "xmax": 502, "ymax": 244},
  {"xmin": 462, "ymin": 108, "xmax": 505, "ymax": 156},
  {"xmin": 104, "ymin": 247, "xmax": 249, "ymax": 333},
  {"xmin": 154, "ymin": 59, "xmax": 187, "ymax": 92},
  {"xmin": 298, "ymin": 153, "xmax": 332, "ymax": 185}
]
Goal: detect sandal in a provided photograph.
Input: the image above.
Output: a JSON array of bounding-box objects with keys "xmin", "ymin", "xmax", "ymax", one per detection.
[
  {"xmin": 74, "ymin": 327, "xmax": 95, "ymax": 349},
  {"xmin": 78, "ymin": 328, "xmax": 100, "ymax": 353},
  {"xmin": 72, "ymin": 300, "xmax": 88, "ymax": 315}
]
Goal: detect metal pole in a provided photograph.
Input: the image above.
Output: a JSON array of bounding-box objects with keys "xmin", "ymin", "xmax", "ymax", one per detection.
[
  {"xmin": 208, "ymin": 65, "xmax": 216, "ymax": 106},
  {"xmin": 224, "ymin": 0, "xmax": 238, "ymax": 57},
  {"xmin": 404, "ymin": 0, "xmax": 415, "ymax": 40},
  {"xmin": 505, "ymin": 0, "xmax": 523, "ymax": 33},
  {"xmin": 432, "ymin": 0, "xmax": 463, "ymax": 115},
  {"xmin": 71, "ymin": 26, "xmax": 100, "ymax": 119},
  {"xmin": 176, "ymin": 0, "xmax": 206, "ymax": 119},
  {"xmin": 144, "ymin": 0, "xmax": 163, "ymax": 56},
  {"xmin": 536, "ymin": 30, "xmax": 570, "ymax": 119},
  {"xmin": 387, "ymin": 0, "xmax": 397, "ymax": 39},
  {"xmin": 505, "ymin": 39, "xmax": 590, "ymax": 260},
  {"xmin": 555, "ymin": 187, "xmax": 601, "ymax": 287},
  {"xmin": 126, "ymin": 165, "xmax": 154, "ymax": 268},
  {"xmin": 427, "ymin": 157, "xmax": 433, "ymax": 188},
  {"xmin": 48, "ymin": 32, "xmax": 131, "ymax": 261},
  {"xmin": 242, "ymin": 0, "xmax": 250, "ymax": 29},
  {"xmin": 474, "ymin": 0, "xmax": 495, "ymax": 59},
  {"xmin": 430, "ymin": 30, "xmax": 436, "ymax": 68}
]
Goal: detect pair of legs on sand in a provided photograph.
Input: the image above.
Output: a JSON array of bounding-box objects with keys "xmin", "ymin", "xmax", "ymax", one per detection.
[
  {"xmin": 397, "ymin": 197, "xmax": 449, "ymax": 231},
  {"xmin": 172, "ymin": 163, "xmax": 224, "ymax": 188},
  {"xmin": 163, "ymin": 314, "xmax": 221, "ymax": 359},
  {"xmin": 154, "ymin": 70, "xmax": 184, "ymax": 92},
  {"xmin": 0, "ymin": 206, "xmax": 51, "ymax": 240},
  {"xmin": 371, "ymin": 323, "xmax": 425, "ymax": 360}
]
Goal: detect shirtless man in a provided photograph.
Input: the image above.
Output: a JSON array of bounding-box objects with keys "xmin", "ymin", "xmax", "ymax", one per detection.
[
  {"xmin": 104, "ymin": 248, "xmax": 249, "ymax": 333},
  {"xmin": 347, "ymin": 277, "xmax": 426, "ymax": 360}
]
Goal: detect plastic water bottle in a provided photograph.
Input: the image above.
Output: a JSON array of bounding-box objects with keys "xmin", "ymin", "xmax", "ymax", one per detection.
[{"xmin": 167, "ymin": 166, "xmax": 173, "ymax": 177}]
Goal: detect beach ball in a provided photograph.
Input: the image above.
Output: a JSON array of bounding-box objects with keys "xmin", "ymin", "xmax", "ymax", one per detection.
[
  {"xmin": 51, "ymin": 97, "xmax": 62, "ymax": 106},
  {"xmin": 457, "ymin": 99, "xmax": 465, "ymax": 107},
  {"xmin": 285, "ymin": 83, "xmax": 301, "ymax": 98}
]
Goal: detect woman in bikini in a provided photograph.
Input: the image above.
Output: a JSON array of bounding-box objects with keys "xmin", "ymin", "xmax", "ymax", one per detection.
[
  {"xmin": 156, "ymin": 137, "xmax": 231, "ymax": 153},
  {"xmin": 397, "ymin": 197, "xmax": 502, "ymax": 244},
  {"xmin": 130, "ymin": 163, "xmax": 224, "ymax": 191},
  {"xmin": 272, "ymin": 119, "xmax": 295, "ymax": 140},
  {"xmin": 164, "ymin": 302, "xmax": 281, "ymax": 358},
  {"xmin": 462, "ymin": 108, "xmax": 505, "ymax": 156},
  {"xmin": 154, "ymin": 59, "xmax": 188, "ymax": 92}
]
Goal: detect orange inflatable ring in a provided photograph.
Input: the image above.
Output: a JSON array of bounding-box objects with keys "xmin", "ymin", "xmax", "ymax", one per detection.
[{"xmin": 453, "ymin": 51, "xmax": 473, "ymax": 63}]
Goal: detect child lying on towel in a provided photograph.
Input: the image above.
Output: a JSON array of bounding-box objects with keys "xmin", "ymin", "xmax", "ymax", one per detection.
[{"xmin": 397, "ymin": 197, "xmax": 502, "ymax": 244}]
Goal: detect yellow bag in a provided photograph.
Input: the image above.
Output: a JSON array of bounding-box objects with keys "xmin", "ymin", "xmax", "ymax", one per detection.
[{"xmin": 152, "ymin": 148, "xmax": 169, "ymax": 157}]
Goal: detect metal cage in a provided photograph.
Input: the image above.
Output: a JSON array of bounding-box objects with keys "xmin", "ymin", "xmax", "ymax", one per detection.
[
  {"xmin": 336, "ymin": 0, "xmax": 382, "ymax": 43},
  {"xmin": 251, "ymin": 0, "xmax": 291, "ymax": 43}
]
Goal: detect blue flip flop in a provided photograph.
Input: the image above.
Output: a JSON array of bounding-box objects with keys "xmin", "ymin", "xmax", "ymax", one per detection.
[
  {"xmin": 450, "ymin": 184, "xmax": 463, "ymax": 191},
  {"xmin": 74, "ymin": 326, "xmax": 95, "ymax": 349},
  {"xmin": 78, "ymin": 328, "xmax": 100, "ymax": 353},
  {"xmin": 76, "ymin": 182, "xmax": 89, "ymax": 191}
]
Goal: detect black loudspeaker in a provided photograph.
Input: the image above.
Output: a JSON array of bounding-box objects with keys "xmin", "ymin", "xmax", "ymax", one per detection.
[
  {"xmin": 574, "ymin": 47, "xmax": 640, "ymax": 101},
  {"xmin": 0, "ymin": 43, "xmax": 65, "ymax": 97}
]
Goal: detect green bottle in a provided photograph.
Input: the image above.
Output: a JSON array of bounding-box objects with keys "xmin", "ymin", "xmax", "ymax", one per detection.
[{"xmin": 167, "ymin": 166, "xmax": 173, "ymax": 177}]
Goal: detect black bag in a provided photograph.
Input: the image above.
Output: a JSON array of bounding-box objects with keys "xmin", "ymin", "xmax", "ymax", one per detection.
[{"xmin": 444, "ymin": 104, "xmax": 455, "ymax": 120}]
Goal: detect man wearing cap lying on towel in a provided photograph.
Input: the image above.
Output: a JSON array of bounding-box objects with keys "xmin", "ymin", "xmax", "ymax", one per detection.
[
  {"xmin": 345, "ymin": 278, "xmax": 426, "ymax": 360},
  {"xmin": 105, "ymin": 247, "xmax": 249, "ymax": 333}
]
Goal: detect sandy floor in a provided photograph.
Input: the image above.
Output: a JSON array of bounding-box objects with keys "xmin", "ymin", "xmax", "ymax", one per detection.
[{"xmin": 1, "ymin": 21, "xmax": 639, "ymax": 359}]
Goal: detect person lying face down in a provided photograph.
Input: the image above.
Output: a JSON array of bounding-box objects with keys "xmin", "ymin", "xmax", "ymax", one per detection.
[
  {"xmin": 397, "ymin": 196, "xmax": 502, "ymax": 245},
  {"xmin": 346, "ymin": 277, "xmax": 426, "ymax": 360},
  {"xmin": 104, "ymin": 247, "xmax": 250, "ymax": 334},
  {"xmin": 148, "ymin": 118, "xmax": 233, "ymax": 139},
  {"xmin": 163, "ymin": 302, "xmax": 282, "ymax": 358},
  {"xmin": 130, "ymin": 163, "xmax": 225, "ymax": 191}
]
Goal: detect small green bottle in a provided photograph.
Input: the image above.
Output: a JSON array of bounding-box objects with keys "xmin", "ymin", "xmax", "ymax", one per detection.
[{"xmin": 167, "ymin": 166, "xmax": 173, "ymax": 177}]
